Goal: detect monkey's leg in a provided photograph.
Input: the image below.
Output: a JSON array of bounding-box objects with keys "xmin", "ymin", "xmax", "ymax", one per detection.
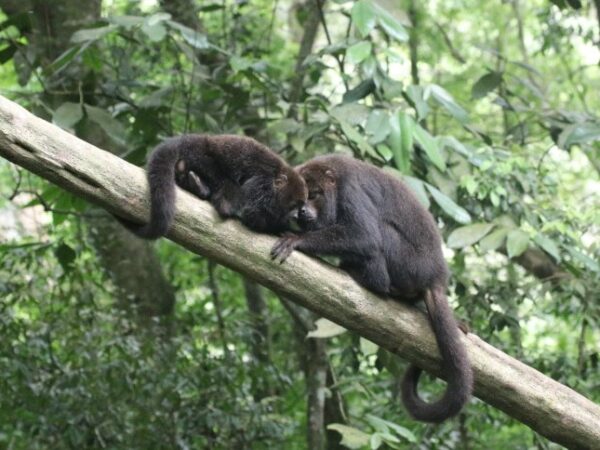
[
  {"xmin": 341, "ymin": 258, "xmax": 391, "ymax": 296},
  {"xmin": 186, "ymin": 171, "xmax": 211, "ymax": 199},
  {"xmin": 212, "ymin": 180, "xmax": 243, "ymax": 218}
]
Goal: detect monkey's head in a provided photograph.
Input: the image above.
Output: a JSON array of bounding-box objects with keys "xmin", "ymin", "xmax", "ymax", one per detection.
[
  {"xmin": 270, "ymin": 167, "xmax": 308, "ymax": 228},
  {"xmin": 296, "ymin": 162, "xmax": 337, "ymax": 230}
]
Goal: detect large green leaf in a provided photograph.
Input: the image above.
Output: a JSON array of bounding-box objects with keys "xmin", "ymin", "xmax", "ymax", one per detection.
[
  {"xmin": 447, "ymin": 223, "xmax": 495, "ymax": 248},
  {"xmin": 506, "ymin": 230, "xmax": 529, "ymax": 258},
  {"xmin": 426, "ymin": 185, "xmax": 471, "ymax": 224},
  {"xmin": 84, "ymin": 105, "xmax": 126, "ymax": 144},
  {"xmin": 471, "ymin": 71, "xmax": 503, "ymax": 99},
  {"xmin": 306, "ymin": 318, "xmax": 347, "ymax": 339},
  {"xmin": 430, "ymin": 85, "xmax": 469, "ymax": 124},
  {"xmin": 347, "ymin": 41, "xmax": 372, "ymax": 64},
  {"xmin": 71, "ymin": 25, "xmax": 117, "ymax": 43},
  {"xmin": 388, "ymin": 111, "xmax": 411, "ymax": 172},
  {"xmin": 373, "ymin": 2, "xmax": 408, "ymax": 42},
  {"xmin": 534, "ymin": 234, "xmax": 561, "ymax": 262},
  {"xmin": 479, "ymin": 228, "xmax": 509, "ymax": 252},
  {"xmin": 53, "ymin": 102, "xmax": 83, "ymax": 129},
  {"xmin": 405, "ymin": 85, "xmax": 429, "ymax": 120},
  {"xmin": 383, "ymin": 168, "xmax": 430, "ymax": 207},
  {"xmin": 351, "ymin": 0, "xmax": 377, "ymax": 37},
  {"xmin": 413, "ymin": 124, "xmax": 446, "ymax": 171},
  {"xmin": 557, "ymin": 122, "xmax": 600, "ymax": 148},
  {"xmin": 327, "ymin": 424, "xmax": 370, "ymax": 449},
  {"xmin": 365, "ymin": 109, "xmax": 390, "ymax": 143}
]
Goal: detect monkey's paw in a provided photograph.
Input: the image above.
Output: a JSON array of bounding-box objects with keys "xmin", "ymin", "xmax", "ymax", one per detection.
[{"xmin": 270, "ymin": 233, "xmax": 300, "ymax": 264}]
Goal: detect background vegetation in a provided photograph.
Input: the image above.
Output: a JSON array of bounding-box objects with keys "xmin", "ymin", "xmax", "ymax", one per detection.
[{"xmin": 0, "ymin": 0, "xmax": 598, "ymax": 449}]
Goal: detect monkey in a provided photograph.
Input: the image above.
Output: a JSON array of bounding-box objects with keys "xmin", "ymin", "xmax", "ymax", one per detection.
[
  {"xmin": 270, "ymin": 154, "xmax": 473, "ymax": 423},
  {"xmin": 119, "ymin": 134, "xmax": 307, "ymax": 238}
]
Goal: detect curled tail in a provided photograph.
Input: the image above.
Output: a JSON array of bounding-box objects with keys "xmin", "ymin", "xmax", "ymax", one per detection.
[
  {"xmin": 401, "ymin": 286, "xmax": 473, "ymax": 423},
  {"xmin": 117, "ymin": 139, "xmax": 182, "ymax": 239}
]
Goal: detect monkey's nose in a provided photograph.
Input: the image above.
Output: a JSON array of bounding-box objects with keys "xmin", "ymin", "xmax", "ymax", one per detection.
[{"xmin": 298, "ymin": 206, "xmax": 307, "ymax": 219}]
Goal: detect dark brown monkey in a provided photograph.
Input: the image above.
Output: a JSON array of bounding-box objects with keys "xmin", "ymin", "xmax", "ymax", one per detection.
[
  {"xmin": 119, "ymin": 134, "xmax": 307, "ymax": 238},
  {"xmin": 271, "ymin": 154, "xmax": 472, "ymax": 423}
]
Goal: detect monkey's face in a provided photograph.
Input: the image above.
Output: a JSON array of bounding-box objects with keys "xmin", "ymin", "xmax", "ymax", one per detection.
[
  {"xmin": 297, "ymin": 163, "xmax": 337, "ymax": 231},
  {"xmin": 273, "ymin": 168, "xmax": 308, "ymax": 227}
]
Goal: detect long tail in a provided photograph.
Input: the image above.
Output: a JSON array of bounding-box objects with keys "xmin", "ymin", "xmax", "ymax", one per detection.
[
  {"xmin": 400, "ymin": 285, "xmax": 473, "ymax": 423},
  {"xmin": 117, "ymin": 138, "xmax": 181, "ymax": 239}
]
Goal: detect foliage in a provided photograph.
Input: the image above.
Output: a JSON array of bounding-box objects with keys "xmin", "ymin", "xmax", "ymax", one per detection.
[{"xmin": 0, "ymin": 0, "xmax": 598, "ymax": 448}]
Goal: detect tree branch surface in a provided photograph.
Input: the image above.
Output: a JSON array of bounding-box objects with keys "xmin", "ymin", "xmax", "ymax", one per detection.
[{"xmin": 0, "ymin": 95, "xmax": 598, "ymax": 450}]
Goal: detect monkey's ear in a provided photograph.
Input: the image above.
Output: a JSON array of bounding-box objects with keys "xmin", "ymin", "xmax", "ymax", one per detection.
[
  {"xmin": 176, "ymin": 159, "xmax": 186, "ymax": 173},
  {"xmin": 274, "ymin": 173, "xmax": 288, "ymax": 189},
  {"xmin": 324, "ymin": 170, "xmax": 336, "ymax": 185}
]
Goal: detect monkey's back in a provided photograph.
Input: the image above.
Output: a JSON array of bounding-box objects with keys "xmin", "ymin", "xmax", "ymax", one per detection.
[{"xmin": 310, "ymin": 154, "xmax": 449, "ymax": 293}]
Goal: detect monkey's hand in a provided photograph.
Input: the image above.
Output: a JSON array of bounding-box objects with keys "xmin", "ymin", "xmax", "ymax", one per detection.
[{"xmin": 270, "ymin": 233, "xmax": 301, "ymax": 264}]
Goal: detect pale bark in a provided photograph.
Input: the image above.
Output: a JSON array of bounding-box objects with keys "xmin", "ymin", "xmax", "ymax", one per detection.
[{"xmin": 0, "ymin": 95, "xmax": 599, "ymax": 450}]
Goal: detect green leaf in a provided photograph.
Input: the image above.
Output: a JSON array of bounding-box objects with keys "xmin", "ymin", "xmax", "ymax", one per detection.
[
  {"xmin": 365, "ymin": 110, "xmax": 390, "ymax": 143},
  {"xmin": 109, "ymin": 15, "xmax": 144, "ymax": 28},
  {"xmin": 388, "ymin": 112, "xmax": 410, "ymax": 172},
  {"xmin": 141, "ymin": 22, "xmax": 167, "ymax": 42},
  {"xmin": 373, "ymin": 3, "xmax": 408, "ymax": 42},
  {"xmin": 370, "ymin": 433, "xmax": 383, "ymax": 450},
  {"xmin": 351, "ymin": 0, "xmax": 377, "ymax": 37},
  {"xmin": 568, "ymin": 248, "xmax": 599, "ymax": 272},
  {"xmin": 376, "ymin": 144, "xmax": 393, "ymax": 161},
  {"xmin": 327, "ymin": 424, "xmax": 370, "ymax": 449},
  {"xmin": 506, "ymin": 230, "xmax": 529, "ymax": 258},
  {"xmin": 71, "ymin": 25, "xmax": 116, "ymax": 43},
  {"xmin": 479, "ymin": 228, "xmax": 508, "ymax": 252},
  {"xmin": 360, "ymin": 338, "xmax": 378, "ymax": 355},
  {"xmin": 84, "ymin": 105, "xmax": 126, "ymax": 144},
  {"xmin": 55, "ymin": 243, "xmax": 76, "ymax": 272},
  {"xmin": 230, "ymin": 55, "xmax": 252, "ymax": 73},
  {"xmin": 403, "ymin": 175, "xmax": 430, "ymax": 208},
  {"xmin": 366, "ymin": 415, "xmax": 416, "ymax": 442},
  {"xmin": 534, "ymin": 235, "xmax": 561, "ymax": 262},
  {"xmin": 447, "ymin": 223, "xmax": 494, "ymax": 248},
  {"xmin": 399, "ymin": 112, "xmax": 414, "ymax": 164},
  {"xmin": 557, "ymin": 122, "xmax": 600, "ymax": 148},
  {"xmin": 331, "ymin": 103, "xmax": 370, "ymax": 126},
  {"xmin": 343, "ymin": 78, "xmax": 376, "ymax": 103},
  {"xmin": 169, "ymin": 21, "xmax": 210, "ymax": 49},
  {"xmin": 430, "ymin": 85, "xmax": 469, "ymax": 124},
  {"xmin": 347, "ymin": 41, "xmax": 372, "ymax": 64},
  {"xmin": 471, "ymin": 71, "xmax": 503, "ymax": 99},
  {"xmin": 146, "ymin": 12, "xmax": 171, "ymax": 26},
  {"xmin": 139, "ymin": 87, "xmax": 173, "ymax": 108},
  {"xmin": 426, "ymin": 185, "xmax": 471, "ymax": 224},
  {"xmin": 405, "ymin": 85, "xmax": 429, "ymax": 120},
  {"xmin": 331, "ymin": 109, "xmax": 379, "ymax": 159},
  {"xmin": 45, "ymin": 46, "xmax": 84, "ymax": 75},
  {"xmin": 384, "ymin": 169, "xmax": 430, "ymax": 208},
  {"xmin": 53, "ymin": 102, "xmax": 83, "ymax": 129},
  {"xmin": 413, "ymin": 124, "xmax": 446, "ymax": 171},
  {"xmin": 307, "ymin": 318, "xmax": 347, "ymax": 339}
]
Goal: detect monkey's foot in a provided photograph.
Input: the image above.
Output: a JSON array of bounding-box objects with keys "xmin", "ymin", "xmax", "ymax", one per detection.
[{"xmin": 458, "ymin": 321, "xmax": 470, "ymax": 334}]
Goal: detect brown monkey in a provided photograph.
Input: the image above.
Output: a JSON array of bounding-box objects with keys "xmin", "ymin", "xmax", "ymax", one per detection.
[
  {"xmin": 271, "ymin": 154, "xmax": 472, "ymax": 423},
  {"xmin": 118, "ymin": 134, "xmax": 307, "ymax": 238}
]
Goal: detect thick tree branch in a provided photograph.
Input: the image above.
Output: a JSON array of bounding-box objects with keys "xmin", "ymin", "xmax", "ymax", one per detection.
[{"xmin": 0, "ymin": 95, "xmax": 598, "ymax": 450}]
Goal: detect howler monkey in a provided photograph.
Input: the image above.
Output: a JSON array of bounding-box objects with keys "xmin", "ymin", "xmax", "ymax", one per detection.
[
  {"xmin": 271, "ymin": 155, "xmax": 472, "ymax": 423},
  {"xmin": 120, "ymin": 134, "xmax": 307, "ymax": 238}
]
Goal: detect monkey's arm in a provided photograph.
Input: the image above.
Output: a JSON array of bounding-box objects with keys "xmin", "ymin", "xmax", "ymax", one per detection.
[{"xmin": 271, "ymin": 225, "xmax": 378, "ymax": 262}]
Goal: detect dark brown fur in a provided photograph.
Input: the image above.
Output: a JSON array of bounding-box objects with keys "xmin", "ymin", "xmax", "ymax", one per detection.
[
  {"xmin": 271, "ymin": 154, "xmax": 472, "ymax": 423},
  {"xmin": 119, "ymin": 134, "xmax": 307, "ymax": 238}
]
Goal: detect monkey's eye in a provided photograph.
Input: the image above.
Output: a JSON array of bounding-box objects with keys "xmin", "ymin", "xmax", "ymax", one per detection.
[{"xmin": 308, "ymin": 191, "xmax": 322, "ymax": 200}]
